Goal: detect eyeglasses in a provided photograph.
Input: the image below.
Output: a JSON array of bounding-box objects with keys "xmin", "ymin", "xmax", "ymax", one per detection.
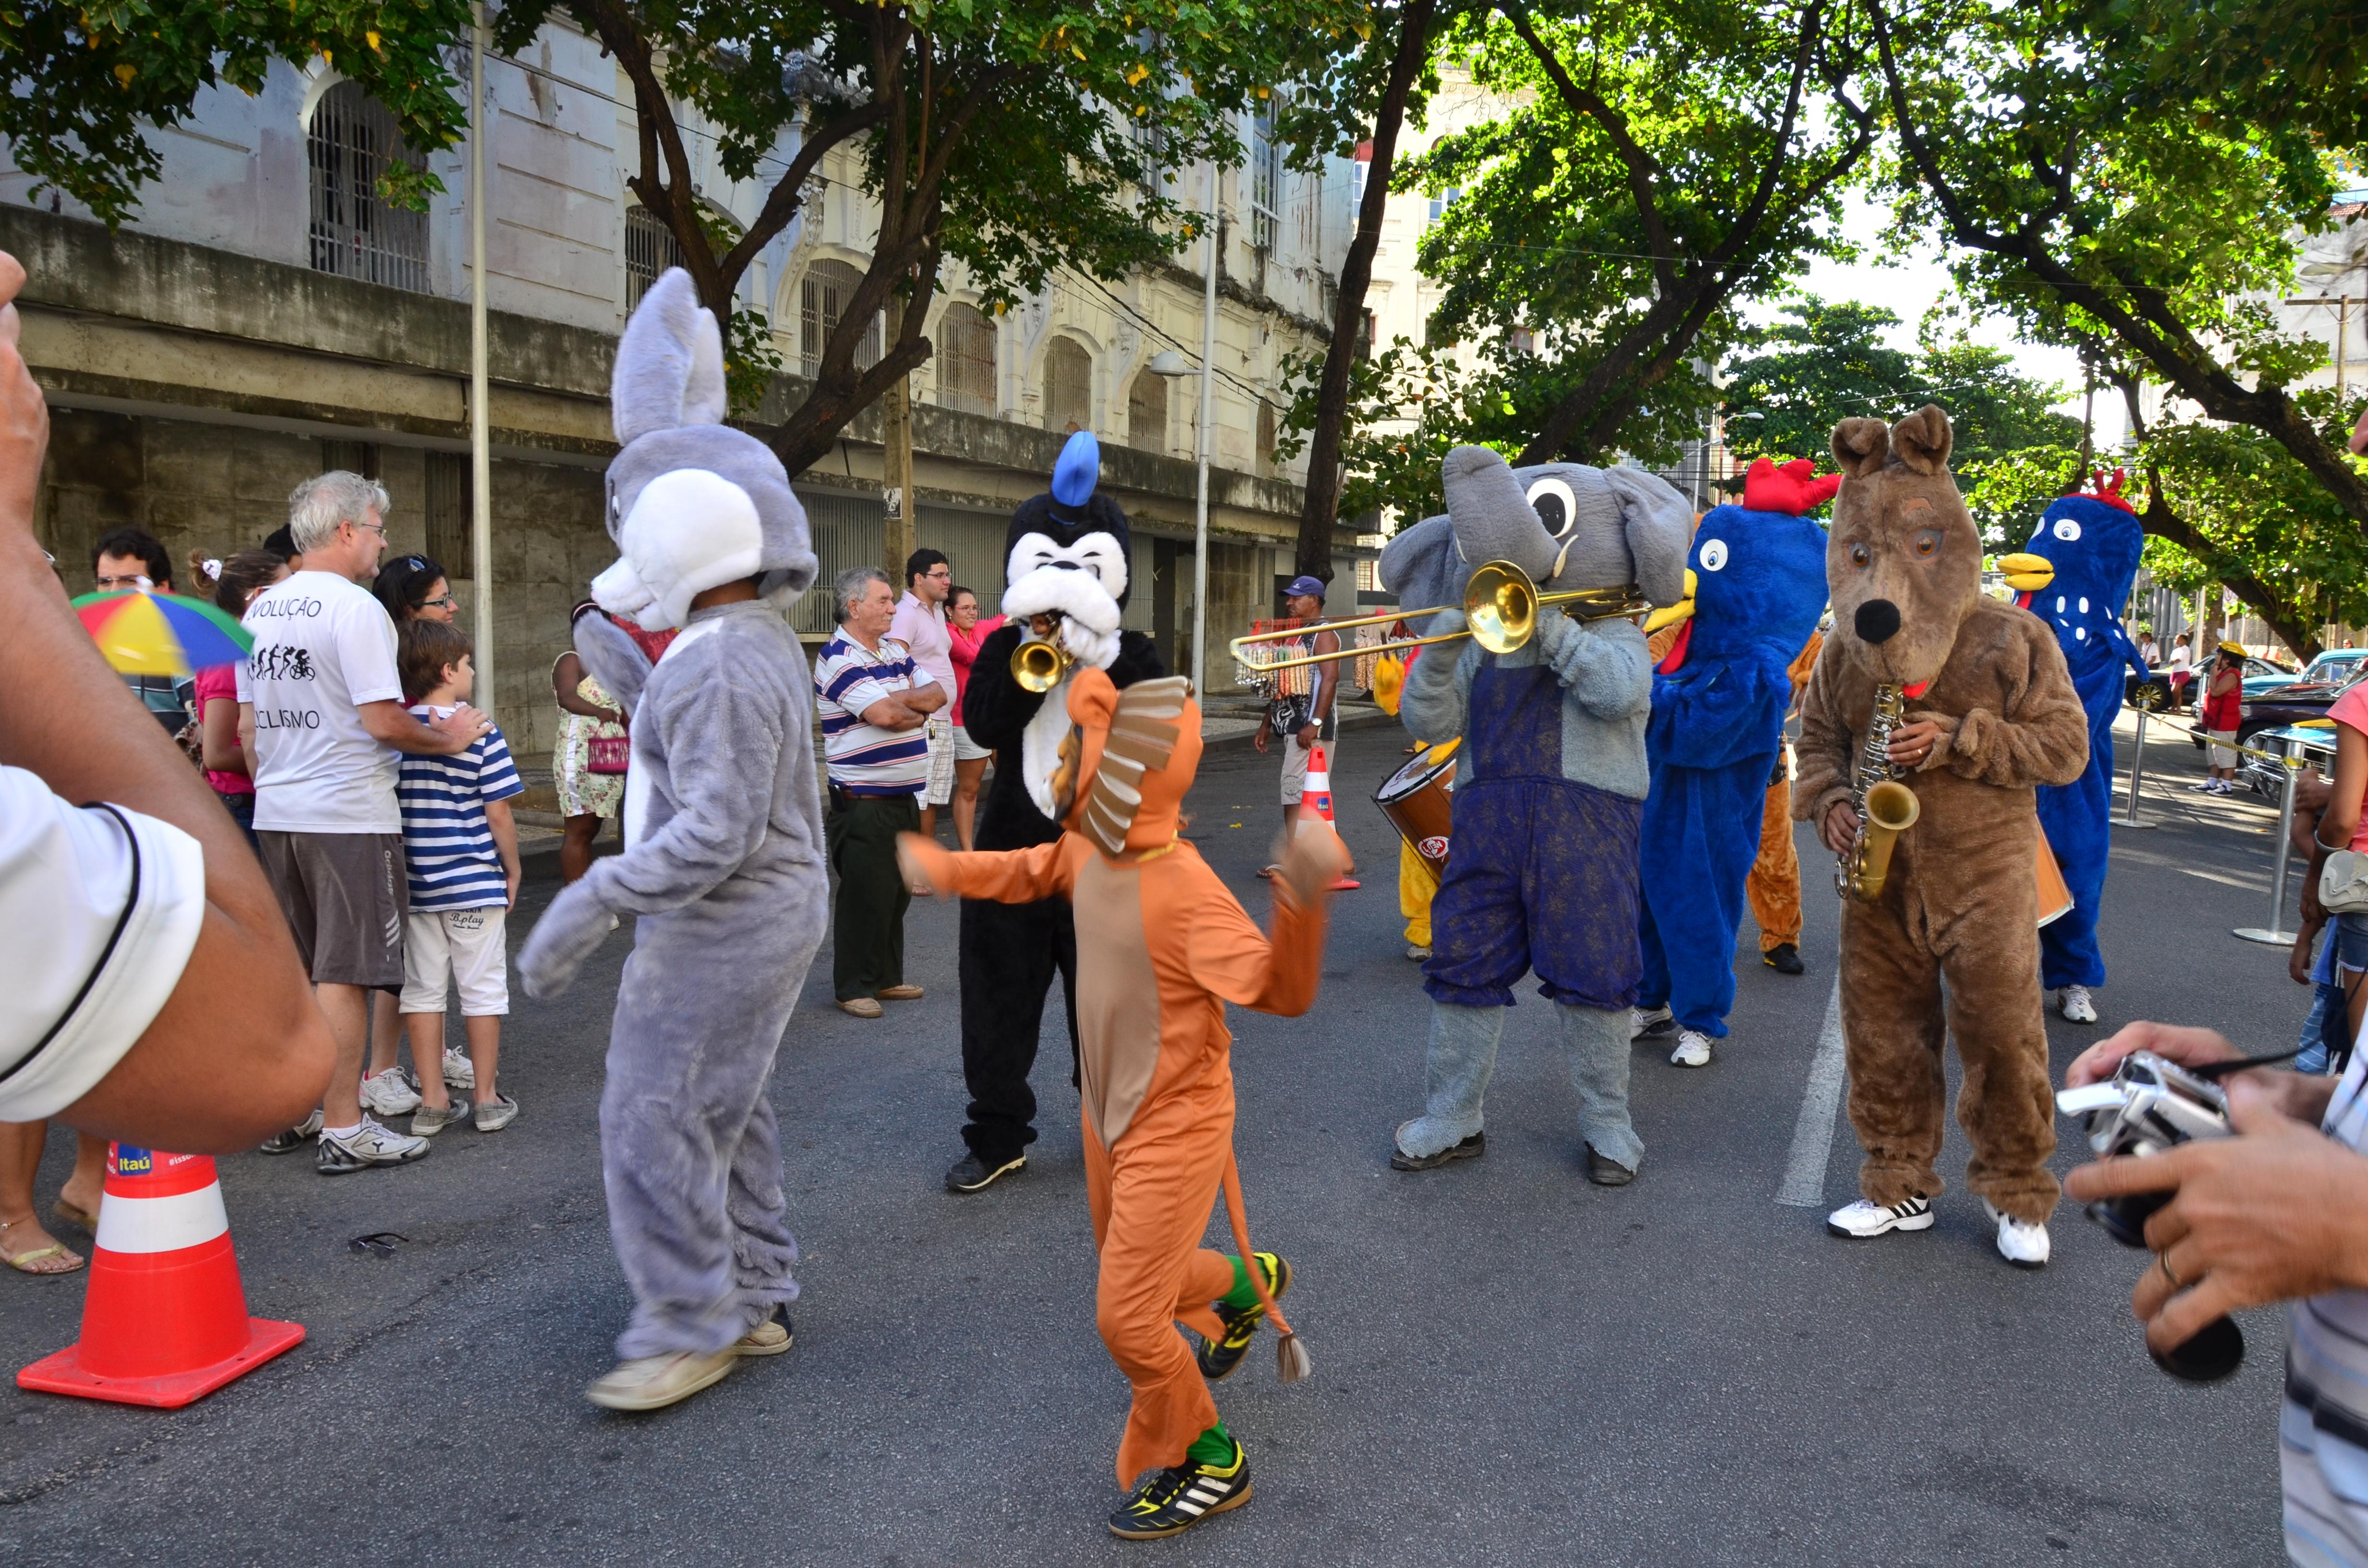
[
  {"xmin": 94, "ymin": 573, "xmax": 153, "ymax": 591},
  {"xmin": 923, "ymin": 567, "xmax": 951, "ymax": 580},
  {"xmin": 421, "ymin": 593, "xmax": 457, "ymax": 610},
  {"xmin": 348, "ymin": 519, "xmax": 387, "ymax": 537}
]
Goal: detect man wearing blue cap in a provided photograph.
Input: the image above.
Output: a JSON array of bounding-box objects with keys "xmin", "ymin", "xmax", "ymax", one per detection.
[{"xmin": 1253, "ymin": 578, "xmax": 1340, "ymax": 865}]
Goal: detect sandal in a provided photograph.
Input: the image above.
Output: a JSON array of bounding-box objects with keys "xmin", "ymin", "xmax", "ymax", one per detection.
[
  {"xmin": 1, "ymin": 1217, "xmax": 85, "ymax": 1276},
  {"xmin": 53, "ymin": 1199, "xmax": 99, "ymax": 1232}
]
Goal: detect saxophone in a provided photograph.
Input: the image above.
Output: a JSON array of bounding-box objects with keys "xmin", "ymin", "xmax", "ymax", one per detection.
[{"xmin": 1835, "ymin": 682, "xmax": 1922, "ymax": 902}]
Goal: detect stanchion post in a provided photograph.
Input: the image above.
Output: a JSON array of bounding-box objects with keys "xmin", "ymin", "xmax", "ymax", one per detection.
[
  {"xmin": 2120, "ymin": 696, "xmax": 2157, "ymax": 829},
  {"xmin": 2234, "ymin": 733, "xmax": 2302, "ymax": 946}
]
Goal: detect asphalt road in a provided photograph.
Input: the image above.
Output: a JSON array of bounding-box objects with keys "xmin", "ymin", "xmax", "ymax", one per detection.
[{"xmin": 0, "ymin": 709, "xmax": 2312, "ymax": 1565}]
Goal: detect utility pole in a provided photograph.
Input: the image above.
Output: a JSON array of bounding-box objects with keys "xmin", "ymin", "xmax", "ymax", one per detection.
[
  {"xmin": 1192, "ymin": 163, "xmax": 1220, "ymax": 700},
  {"xmin": 881, "ymin": 296, "xmax": 915, "ymax": 581},
  {"xmin": 468, "ymin": 3, "xmax": 494, "ymax": 715}
]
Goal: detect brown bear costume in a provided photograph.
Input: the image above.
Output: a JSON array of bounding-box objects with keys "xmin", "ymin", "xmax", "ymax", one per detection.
[{"xmin": 1792, "ymin": 407, "xmax": 2089, "ymax": 1250}]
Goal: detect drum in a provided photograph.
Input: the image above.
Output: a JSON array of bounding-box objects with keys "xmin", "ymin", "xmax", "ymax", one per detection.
[
  {"xmin": 2034, "ymin": 818, "xmax": 2075, "ymax": 928},
  {"xmin": 1375, "ymin": 738, "xmax": 1460, "ymax": 877}
]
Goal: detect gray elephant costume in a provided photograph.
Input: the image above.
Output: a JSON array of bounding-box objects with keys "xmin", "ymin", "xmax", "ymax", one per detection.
[
  {"xmin": 1385, "ymin": 447, "xmax": 1691, "ymax": 1177},
  {"xmin": 517, "ymin": 270, "xmax": 828, "ymax": 1392}
]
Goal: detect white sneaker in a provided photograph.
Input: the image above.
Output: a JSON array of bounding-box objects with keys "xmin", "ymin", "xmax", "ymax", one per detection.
[
  {"xmin": 358, "ymin": 1067, "xmax": 421, "ymax": 1117},
  {"xmin": 442, "ymin": 1047, "xmax": 475, "ymax": 1091},
  {"xmin": 316, "ymin": 1115, "xmax": 431, "ymax": 1175},
  {"xmin": 1630, "ymin": 1004, "xmax": 1675, "ymax": 1040},
  {"xmin": 1669, "ymin": 1029, "xmax": 1713, "ymax": 1068},
  {"xmin": 1983, "ymin": 1200, "xmax": 2050, "ymax": 1268},
  {"xmin": 1405, "ymin": 943, "xmax": 1431, "ymax": 961},
  {"xmin": 2058, "ymin": 984, "xmax": 2097, "ymax": 1025},
  {"xmin": 1826, "ymin": 1194, "xmax": 1935, "ymax": 1238}
]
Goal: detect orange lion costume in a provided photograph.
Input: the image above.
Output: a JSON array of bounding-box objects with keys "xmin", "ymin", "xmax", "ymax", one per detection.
[{"xmin": 899, "ymin": 668, "xmax": 1347, "ymax": 1539}]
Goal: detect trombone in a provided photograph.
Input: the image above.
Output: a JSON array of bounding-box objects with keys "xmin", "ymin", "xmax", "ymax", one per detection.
[
  {"xmin": 1229, "ymin": 559, "xmax": 1652, "ymax": 674},
  {"xmin": 1010, "ymin": 614, "xmax": 1075, "ymax": 693}
]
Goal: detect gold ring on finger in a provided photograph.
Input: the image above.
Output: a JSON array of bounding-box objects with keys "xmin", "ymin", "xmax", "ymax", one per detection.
[{"xmin": 2159, "ymin": 1252, "xmax": 2182, "ymax": 1289}]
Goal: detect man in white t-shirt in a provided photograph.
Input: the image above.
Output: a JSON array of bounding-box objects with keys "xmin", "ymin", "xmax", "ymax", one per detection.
[
  {"xmin": 235, "ymin": 471, "xmax": 488, "ymax": 1175},
  {"xmin": 888, "ymin": 547, "xmax": 957, "ymax": 839}
]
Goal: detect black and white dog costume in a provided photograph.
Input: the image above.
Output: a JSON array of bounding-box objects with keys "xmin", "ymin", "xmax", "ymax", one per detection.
[{"xmin": 956, "ymin": 432, "xmax": 1165, "ymax": 1170}]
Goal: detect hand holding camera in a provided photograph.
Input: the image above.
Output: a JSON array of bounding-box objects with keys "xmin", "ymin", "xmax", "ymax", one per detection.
[{"xmin": 2060, "ymin": 1023, "xmax": 2368, "ymax": 1382}]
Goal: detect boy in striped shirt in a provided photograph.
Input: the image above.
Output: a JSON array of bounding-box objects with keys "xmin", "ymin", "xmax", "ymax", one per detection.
[{"xmin": 396, "ymin": 621, "xmax": 524, "ymax": 1133}]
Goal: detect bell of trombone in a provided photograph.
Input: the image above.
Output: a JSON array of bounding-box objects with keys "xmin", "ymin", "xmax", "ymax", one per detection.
[{"xmin": 1463, "ymin": 561, "xmax": 1539, "ymax": 656}]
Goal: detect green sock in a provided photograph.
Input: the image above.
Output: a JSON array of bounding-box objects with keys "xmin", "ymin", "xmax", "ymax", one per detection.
[
  {"xmin": 1186, "ymin": 1421, "xmax": 1237, "ymax": 1468},
  {"xmin": 1219, "ymin": 1253, "xmax": 1264, "ymax": 1312}
]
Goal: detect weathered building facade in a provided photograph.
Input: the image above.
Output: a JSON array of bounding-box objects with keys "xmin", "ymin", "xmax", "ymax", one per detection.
[{"xmin": 4, "ymin": 23, "xmax": 1368, "ymax": 760}]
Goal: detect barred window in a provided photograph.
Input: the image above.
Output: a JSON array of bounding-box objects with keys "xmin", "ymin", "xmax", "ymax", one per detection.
[
  {"xmin": 425, "ymin": 451, "xmax": 473, "ymax": 579},
  {"xmin": 800, "ymin": 259, "xmax": 881, "ymax": 378},
  {"xmin": 1248, "ymin": 98, "xmax": 1283, "ymax": 252},
  {"xmin": 1133, "ymin": 118, "xmax": 1166, "ymax": 196},
  {"xmin": 1127, "ymin": 366, "xmax": 1168, "ymax": 454},
  {"xmin": 935, "ymin": 302, "xmax": 998, "ymax": 416},
  {"xmin": 1043, "ymin": 337, "xmax": 1093, "ymax": 433},
  {"xmin": 308, "ymin": 81, "xmax": 429, "ymax": 293},
  {"xmin": 1257, "ymin": 399, "xmax": 1277, "ymax": 468},
  {"xmin": 625, "ymin": 206, "xmax": 688, "ymax": 310}
]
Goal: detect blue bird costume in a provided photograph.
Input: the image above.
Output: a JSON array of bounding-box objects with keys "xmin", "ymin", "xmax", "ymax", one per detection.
[
  {"xmin": 1636, "ymin": 504, "xmax": 1831, "ymax": 1037},
  {"xmin": 2011, "ymin": 483, "xmax": 2148, "ymax": 992}
]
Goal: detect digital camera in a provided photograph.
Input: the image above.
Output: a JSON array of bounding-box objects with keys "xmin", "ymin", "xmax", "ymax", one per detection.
[{"xmin": 2055, "ymin": 1051, "xmax": 2245, "ymax": 1382}]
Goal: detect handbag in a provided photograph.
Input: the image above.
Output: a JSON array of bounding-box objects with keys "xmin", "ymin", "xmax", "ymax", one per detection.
[
  {"xmin": 587, "ymin": 732, "xmax": 630, "ymax": 775},
  {"xmin": 2320, "ymin": 848, "xmax": 2368, "ymax": 914}
]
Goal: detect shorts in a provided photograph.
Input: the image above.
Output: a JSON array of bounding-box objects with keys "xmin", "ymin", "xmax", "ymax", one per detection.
[
  {"xmin": 257, "ymin": 831, "xmax": 406, "ymax": 989},
  {"xmin": 923, "ymin": 714, "xmax": 955, "ymax": 807},
  {"xmin": 952, "ymin": 722, "xmax": 993, "ymax": 763},
  {"xmin": 2335, "ymin": 912, "xmax": 2368, "ymax": 978},
  {"xmin": 400, "ymin": 906, "xmax": 509, "ymax": 1017},
  {"xmin": 1280, "ymin": 730, "xmax": 1339, "ymax": 807},
  {"xmin": 2209, "ymin": 729, "xmax": 2239, "ymax": 769}
]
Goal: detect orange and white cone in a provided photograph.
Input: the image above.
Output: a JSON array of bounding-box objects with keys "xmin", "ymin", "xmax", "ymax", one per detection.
[
  {"xmin": 18, "ymin": 1146, "xmax": 303, "ymax": 1409},
  {"xmin": 1298, "ymin": 742, "xmax": 1360, "ymax": 890}
]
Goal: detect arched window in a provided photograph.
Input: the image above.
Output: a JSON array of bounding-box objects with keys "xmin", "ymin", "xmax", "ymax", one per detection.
[
  {"xmin": 308, "ymin": 81, "xmax": 429, "ymax": 292},
  {"xmin": 936, "ymin": 302, "xmax": 998, "ymax": 416},
  {"xmin": 625, "ymin": 206, "xmax": 688, "ymax": 310},
  {"xmin": 1127, "ymin": 366, "xmax": 1168, "ymax": 454},
  {"xmin": 1043, "ymin": 337, "xmax": 1093, "ymax": 433},
  {"xmin": 800, "ymin": 259, "xmax": 880, "ymax": 378}
]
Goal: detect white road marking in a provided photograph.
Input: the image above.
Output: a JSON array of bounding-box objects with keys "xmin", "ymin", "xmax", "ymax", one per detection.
[{"xmin": 1777, "ymin": 978, "xmax": 1849, "ymax": 1208}]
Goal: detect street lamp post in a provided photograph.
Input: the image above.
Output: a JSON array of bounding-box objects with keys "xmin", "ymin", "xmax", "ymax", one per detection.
[{"xmin": 1151, "ymin": 160, "xmax": 1221, "ymax": 699}]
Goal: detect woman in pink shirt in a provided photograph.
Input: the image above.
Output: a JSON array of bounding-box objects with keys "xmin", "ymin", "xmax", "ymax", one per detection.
[
  {"xmin": 2306, "ymin": 676, "xmax": 2368, "ymax": 1054},
  {"xmin": 197, "ymin": 550, "xmax": 288, "ymax": 845},
  {"xmin": 945, "ymin": 585, "xmax": 1005, "ymax": 850}
]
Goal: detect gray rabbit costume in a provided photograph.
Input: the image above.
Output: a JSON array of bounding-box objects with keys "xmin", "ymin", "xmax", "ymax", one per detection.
[
  {"xmin": 1384, "ymin": 447, "xmax": 1691, "ymax": 1175},
  {"xmin": 517, "ymin": 270, "xmax": 828, "ymax": 1377}
]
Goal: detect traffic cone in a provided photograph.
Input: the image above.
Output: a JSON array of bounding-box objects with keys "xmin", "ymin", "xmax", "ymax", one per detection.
[
  {"xmin": 1298, "ymin": 742, "xmax": 1360, "ymax": 890},
  {"xmin": 18, "ymin": 1145, "xmax": 303, "ymax": 1409}
]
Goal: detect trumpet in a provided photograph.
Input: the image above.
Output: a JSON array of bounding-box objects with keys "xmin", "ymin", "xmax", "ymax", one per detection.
[
  {"xmin": 1010, "ymin": 614, "xmax": 1075, "ymax": 694},
  {"xmin": 1228, "ymin": 559, "xmax": 1651, "ymax": 674}
]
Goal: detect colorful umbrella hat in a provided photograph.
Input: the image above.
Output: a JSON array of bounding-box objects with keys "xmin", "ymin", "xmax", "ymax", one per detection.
[{"xmin": 71, "ymin": 589, "xmax": 254, "ymax": 677}]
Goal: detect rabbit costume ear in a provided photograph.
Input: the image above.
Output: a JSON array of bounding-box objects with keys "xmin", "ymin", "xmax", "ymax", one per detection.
[
  {"xmin": 593, "ymin": 267, "xmax": 817, "ymax": 631},
  {"xmin": 613, "ymin": 269, "xmax": 728, "ymax": 445}
]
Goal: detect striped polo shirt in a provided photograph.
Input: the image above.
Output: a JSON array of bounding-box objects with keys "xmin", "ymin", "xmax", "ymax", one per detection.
[
  {"xmin": 396, "ymin": 708, "xmax": 524, "ymax": 910},
  {"xmin": 814, "ymin": 632, "xmax": 935, "ymax": 797},
  {"xmin": 2283, "ymin": 1050, "xmax": 2368, "ymax": 1568}
]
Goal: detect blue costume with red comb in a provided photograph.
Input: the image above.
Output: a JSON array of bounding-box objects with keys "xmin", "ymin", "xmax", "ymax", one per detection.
[{"xmin": 2014, "ymin": 473, "xmax": 2149, "ymax": 995}]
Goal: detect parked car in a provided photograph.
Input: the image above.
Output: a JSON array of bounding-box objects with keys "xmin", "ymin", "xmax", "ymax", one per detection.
[
  {"xmin": 2126, "ymin": 651, "xmax": 2295, "ymax": 711},
  {"xmin": 2237, "ymin": 661, "xmax": 2368, "ymax": 751}
]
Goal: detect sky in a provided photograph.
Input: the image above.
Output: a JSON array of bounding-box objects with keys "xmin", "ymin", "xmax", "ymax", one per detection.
[{"xmin": 1736, "ymin": 191, "xmax": 2121, "ymax": 443}]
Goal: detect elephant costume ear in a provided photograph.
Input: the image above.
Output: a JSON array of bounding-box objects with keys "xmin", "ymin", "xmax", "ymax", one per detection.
[
  {"xmin": 611, "ymin": 268, "xmax": 728, "ymax": 446},
  {"xmin": 1831, "ymin": 416, "xmax": 1891, "ymax": 477},
  {"xmin": 1601, "ymin": 466, "xmax": 1694, "ymax": 608},
  {"xmin": 1379, "ymin": 513, "xmax": 1457, "ymax": 614},
  {"xmin": 1889, "ymin": 404, "xmax": 1954, "ymax": 475}
]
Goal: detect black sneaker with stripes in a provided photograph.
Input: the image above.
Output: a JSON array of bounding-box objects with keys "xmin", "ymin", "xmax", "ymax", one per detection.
[
  {"xmin": 1107, "ymin": 1439, "xmax": 1252, "ymax": 1539},
  {"xmin": 1195, "ymin": 1252, "xmax": 1291, "ymax": 1382}
]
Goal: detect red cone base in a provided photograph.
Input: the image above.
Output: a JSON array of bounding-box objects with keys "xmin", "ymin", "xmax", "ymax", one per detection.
[
  {"xmin": 16, "ymin": 1145, "xmax": 303, "ymax": 1409},
  {"xmin": 18, "ymin": 1315, "xmax": 304, "ymax": 1409}
]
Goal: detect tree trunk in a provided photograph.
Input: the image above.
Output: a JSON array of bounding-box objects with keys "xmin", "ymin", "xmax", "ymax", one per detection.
[
  {"xmin": 1292, "ymin": 0, "xmax": 1437, "ymax": 585},
  {"xmin": 2136, "ymin": 490, "xmax": 2322, "ymax": 661}
]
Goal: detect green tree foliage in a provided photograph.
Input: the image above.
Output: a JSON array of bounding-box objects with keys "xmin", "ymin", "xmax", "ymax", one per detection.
[
  {"xmin": 0, "ymin": 2, "xmax": 472, "ymax": 224},
  {"xmin": 1405, "ymin": 0, "xmax": 1880, "ymax": 468},
  {"xmin": 500, "ymin": 0, "xmax": 1369, "ymax": 469},
  {"xmin": 1866, "ymin": 0, "xmax": 2368, "ymax": 535},
  {"xmin": 1718, "ymin": 295, "xmax": 2079, "ymax": 541}
]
